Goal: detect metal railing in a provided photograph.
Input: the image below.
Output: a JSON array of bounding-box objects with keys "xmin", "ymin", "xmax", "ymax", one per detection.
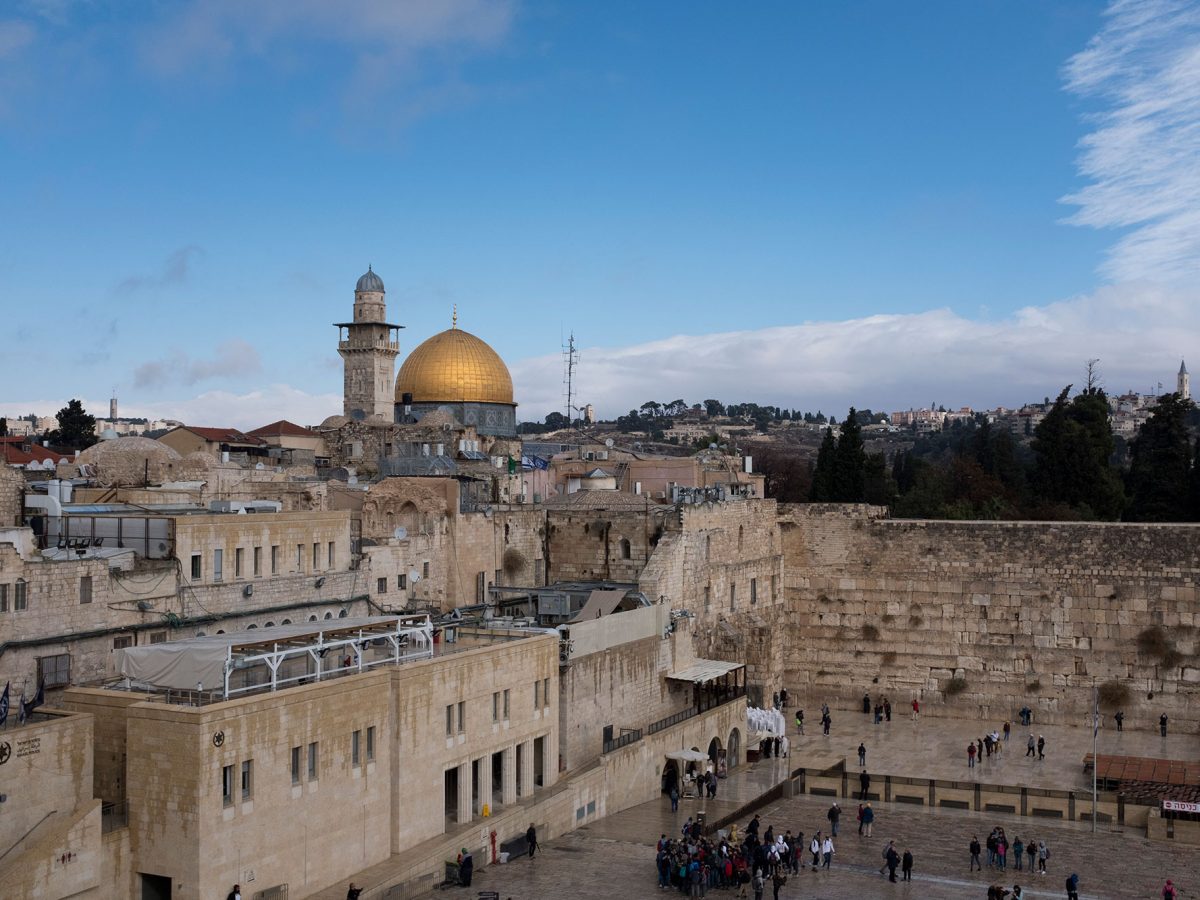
[
  {"xmin": 254, "ymin": 885, "xmax": 288, "ymax": 900},
  {"xmin": 603, "ymin": 728, "xmax": 643, "ymax": 754},
  {"xmin": 101, "ymin": 800, "xmax": 128, "ymax": 834},
  {"xmin": 648, "ymin": 707, "xmax": 698, "ymax": 735}
]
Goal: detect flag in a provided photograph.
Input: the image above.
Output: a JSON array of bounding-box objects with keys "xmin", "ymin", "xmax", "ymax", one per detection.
[
  {"xmin": 26, "ymin": 678, "xmax": 44, "ymax": 716},
  {"xmin": 17, "ymin": 691, "xmax": 26, "ymax": 726},
  {"xmin": 0, "ymin": 681, "xmax": 8, "ymax": 728}
]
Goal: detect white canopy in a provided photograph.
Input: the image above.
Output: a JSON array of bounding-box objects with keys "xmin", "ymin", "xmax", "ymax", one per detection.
[
  {"xmin": 665, "ymin": 749, "xmax": 710, "ymax": 763},
  {"xmin": 118, "ymin": 616, "xmax": 429, "ymax": 692}
]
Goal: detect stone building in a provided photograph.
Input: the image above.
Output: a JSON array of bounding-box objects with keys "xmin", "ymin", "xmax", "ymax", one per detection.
[{"xmin": 335, "ymin": 266, "xmax": 402, "ymax": 421}]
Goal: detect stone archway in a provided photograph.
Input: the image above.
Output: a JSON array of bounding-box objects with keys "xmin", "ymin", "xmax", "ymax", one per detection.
[
  {"xmin": 707, "ymin": 736, "xmax": 722, "ymax": 764},
  {"xmin": 728, "ymin": 728, "xmax": 742, "ymax": 769},
  {"xmin": 662, "ymin": 759, "xmax": 679, "ymax": 794}
]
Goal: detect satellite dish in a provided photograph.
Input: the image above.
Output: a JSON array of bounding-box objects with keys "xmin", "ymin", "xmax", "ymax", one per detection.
[
  {"xmin": 605, "ymin": 438, "xmax": 614, "ymax": 448},
  {"xmin": 408, "ymin": 569, "xmax": 421, "ymax": 582},
  {"xmin": 393, "ymin": 526, "xmax": 408, "ymax": 540},
  {"xmin": 255, "ymin": 462, "xmax": 265, "ymax": 470}
]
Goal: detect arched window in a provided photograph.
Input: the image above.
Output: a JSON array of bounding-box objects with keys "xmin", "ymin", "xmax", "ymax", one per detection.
[
  {"xmin": 324, "ymin": 612, "xmax": 333, "ymax": 620},
  {"xmin": 619, "ymin": 538, "xmax": 631, "ymax": 560},
  {"xmin": 247, "ymin": 623, "xmax": 257, "ymax": 630},
  {"xmin": 264, "ymin": 621, "xmax": 275, "ymax": 628},
  {"xmin": 281, "ymin": 619, "xmax": 292, "ymax": 625},
  {"xmin": 738, "ymin": 525, "xmax": 744, "ymax": 551},
  {"xmin": 338, "ymin": 608, "xmax": 348, "ymax": 618},
  {"xmin": 309, "ymin": 615, "xmax": 318, "ymax": 622}
]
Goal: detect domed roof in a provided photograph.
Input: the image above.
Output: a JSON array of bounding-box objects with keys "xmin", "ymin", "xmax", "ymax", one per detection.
[
  {"xmin": 355, "ymin": 266, "xmax": 384, "ymax": 293},
  {"xmin": 395, "ymin": 324, "xmax": 515, "ymax": 406}
]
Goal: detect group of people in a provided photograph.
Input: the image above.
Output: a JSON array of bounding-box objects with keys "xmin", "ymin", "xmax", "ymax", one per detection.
[
  {"xmin": 863, "ymin": 692, "xmax": 894, "ymax": 724},
  {"xmin": 969, "ymin": 828, "xmax": 1049, "ymax": 874}
]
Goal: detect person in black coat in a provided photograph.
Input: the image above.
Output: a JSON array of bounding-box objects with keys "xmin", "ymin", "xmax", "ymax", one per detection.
[
  {"xmin": 526, "ymin": 823, "xmax": 539, "ymax": 859},
  {"xmin": 458, "ymin": 848, "xmax": 473, "ymax": 886}
]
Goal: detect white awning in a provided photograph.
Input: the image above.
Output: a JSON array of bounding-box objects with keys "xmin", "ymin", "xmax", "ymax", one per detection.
[
  {"xmin": 665, "ymin": 749, "xmax": 710, "ymax": 763},
  {"xmin": 667, "ymin": 659, "xmax": 743, "ymax": 683}
]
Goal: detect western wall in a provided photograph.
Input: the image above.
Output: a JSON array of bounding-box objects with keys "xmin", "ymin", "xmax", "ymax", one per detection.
[{"xmin": 779, "ymin": 503, "xmax": 1200, "ymax": 727}]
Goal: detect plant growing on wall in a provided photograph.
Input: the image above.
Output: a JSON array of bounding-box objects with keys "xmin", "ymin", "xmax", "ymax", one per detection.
[
  {"xmin": 1097, "ymin": 680, "xmax": 1130, "ymax": 709},
  {"xmin": 945, "ymin": 676, "xmax": 968, "ymax": 696},
  {"xmin": 861, "ymin": 623, "xmax": 880, "ymax": 641}
]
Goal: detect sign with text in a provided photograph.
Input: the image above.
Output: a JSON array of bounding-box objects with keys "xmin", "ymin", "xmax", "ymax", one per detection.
[{"xmin": 1162, "ymin": 799, "xmax": 1200, "ymax": 813}]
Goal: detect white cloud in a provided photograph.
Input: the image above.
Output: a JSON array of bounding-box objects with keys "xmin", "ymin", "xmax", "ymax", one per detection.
[
  {"xmin": 139, "ymin": 0, "xmax": 515, "ymax": 76},
  {"xmin": 1062, "ymin": 0, "xmax": 1200, "ymax": 284},
  {"xmin": 133, "ymin": 339, "xmax": 262, "ymax": 388},
  {"xmin": 510, "ymin": 283, "xmax": 1197, "ymax": 421},
  {"xmin": 0, "ymin": 20, "xmax": 35, "ymax": 58}
]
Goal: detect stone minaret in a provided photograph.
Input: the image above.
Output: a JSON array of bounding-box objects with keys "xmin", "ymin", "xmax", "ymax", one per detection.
[
  {"xmin": 1179, "ymin": 360, "xmax": 1190, "ymax": 401},
  {"xmin": 335, "ymin": 267, "xmax": 403, "ymax": 420}
]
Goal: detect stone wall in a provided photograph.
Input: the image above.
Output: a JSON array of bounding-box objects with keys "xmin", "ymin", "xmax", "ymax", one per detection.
[
  {"xmin": 547, "ymin": 506, "xmax": 658, "ymax": 584},
  {"xmin": 0, "ymin": 463, "xmax": 24, "ymax": 526},
  {"xmin": 780, "ymin": 504, "xmax": 1200, "ymax": 727}
]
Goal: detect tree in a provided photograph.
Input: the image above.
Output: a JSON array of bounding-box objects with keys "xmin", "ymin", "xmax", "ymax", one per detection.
[
  {"xmin": 0, "ymin": 417, "xmax": 6, "ymax": 437},
  {"xmin": 1030, "ymin": 386, "xmax": 1124, "ymax": 520},
  {"xmin": 1126, "ymin": 393, "xmax": 1194, "ymax": 521},
  {"xmin": 832, "ymin": 408, "xmax": 866, "ymax": 502},
  {"xmin": 49, "ymin": 399, "xmax": 96, "ymax": 450},
  {"xmin": 863, "ymin": 452, "xmax": 897, "ymax": 506},
  {"xmin": 810, "ymin": 428, "xmax": 837, "ymax": 501},
  {"xmin": 640, "ymin": 401, "xmax": 662, "ymax": 418},
  {"xmin": 543, "ymin": 411, "xmax": 569, "ymax": 431}
]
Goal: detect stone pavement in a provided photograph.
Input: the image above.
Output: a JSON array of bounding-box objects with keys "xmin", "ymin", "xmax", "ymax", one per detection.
[
  {"xmin": 783, "ymin": 701, "xmax": 1198, "ymax": 793},
  {"xmin": 471, "ymin": 790, "xmax": 1197, "ymax": 900}
]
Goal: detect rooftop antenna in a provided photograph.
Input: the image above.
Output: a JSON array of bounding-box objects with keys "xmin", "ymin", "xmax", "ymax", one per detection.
[{"xmin": 563, "ymin": 331, "xmax": 579, "ymax": 425}]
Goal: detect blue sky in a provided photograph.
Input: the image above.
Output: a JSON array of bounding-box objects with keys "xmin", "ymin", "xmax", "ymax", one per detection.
[{"xmin": 2, "ymin": 1, "xmax": 1198, "ymax": 427}]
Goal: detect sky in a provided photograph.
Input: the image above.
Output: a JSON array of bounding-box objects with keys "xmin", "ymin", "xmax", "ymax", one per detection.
[{"xmin": 2, "ymin": 0, "xmax": 1199, "ymax": 428}]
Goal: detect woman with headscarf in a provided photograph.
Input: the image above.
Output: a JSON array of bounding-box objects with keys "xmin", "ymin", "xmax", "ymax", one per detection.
[{"xmin": 458, "ymin": 847, "xmax": 473, "ymax": 886}]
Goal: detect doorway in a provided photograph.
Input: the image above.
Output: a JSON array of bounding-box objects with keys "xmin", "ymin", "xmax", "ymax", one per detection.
[{"xmin": 140, "ymin": 873, "xmax": 172, "ymax": 900}]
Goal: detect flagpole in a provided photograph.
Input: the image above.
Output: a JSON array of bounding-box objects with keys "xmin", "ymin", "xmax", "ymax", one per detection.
[{"xmin": 1092, "ymin": 680, "xmax": 1098, "ymax": 834}]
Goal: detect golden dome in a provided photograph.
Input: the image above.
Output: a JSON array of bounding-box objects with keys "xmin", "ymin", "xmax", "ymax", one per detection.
[{"xmin": 395, "ymin": 325, "xmax": 515, "ymax": 405}]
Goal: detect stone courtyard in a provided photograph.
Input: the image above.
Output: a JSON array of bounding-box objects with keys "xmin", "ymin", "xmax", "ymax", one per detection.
[{"xmin": 460, "ymin": 711, "xmax": 1199, "ymax": 900}]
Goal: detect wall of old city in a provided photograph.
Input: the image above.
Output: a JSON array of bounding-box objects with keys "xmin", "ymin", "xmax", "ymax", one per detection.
[
  {"xmin": 546, "ymin": 506, "xmax": 658, "ymax": 584},
  {"xmin": 558, "ymin": 610, "xmax": 693, "ymax": 771},
  {"xmin": 0, "ymin": 463, "xmax": 24, "ymax": 526},
  {"xmin": 780, "ymin": 504, "xmax": 1200, "ymax": 726},
  {"xmin": 639, "ymin": 499, "xmax": 787, "ymax": 704}
]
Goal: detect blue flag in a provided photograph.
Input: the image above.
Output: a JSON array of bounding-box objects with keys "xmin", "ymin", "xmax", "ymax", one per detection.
[
  {"xmin": 26, "ymin": 679, "xmax": 44, "ymax": 716},
  {"xmin": 17, "ymin": 690, "xmax": 26, "ymax": 726},
  {"xmin": 0, "ymin": 681, "xmax": 8, "ymax": 728}
]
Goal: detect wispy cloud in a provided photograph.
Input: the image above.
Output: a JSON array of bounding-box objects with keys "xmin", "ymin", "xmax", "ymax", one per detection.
[
  {"xmin": 115, "ymin": 246, "xmax": 203, "ymax": 295},
  {"xmin": 510, "ymin": 283, "xmax": 1196, "ymax": 420},
  {"xmin": 1062, "ymin": 0, "xmax": 1200, "ymax": 284},
  {"xmin": 138, "ymin": 0, "xmax": 515, "ymax": 76},
  {"xmin": 0, "ymin": 20, "xmax": 35, "ymax": 58},
  {"xmin": 133, "ymin": 339, "xmax": 262, "ymax": 388}
]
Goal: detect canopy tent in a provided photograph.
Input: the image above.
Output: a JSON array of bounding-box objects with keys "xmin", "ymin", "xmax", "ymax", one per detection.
[
  {"xmin": 665, "ymin": 749, "xmax": 711, "ymax": 763},
  {"xmin": 667, "ymin": 659, "xmax": 743, "ymax": 683},
  {"xmin": 118, "ymin": 615, "xmax": 432, "ymax": 695}
]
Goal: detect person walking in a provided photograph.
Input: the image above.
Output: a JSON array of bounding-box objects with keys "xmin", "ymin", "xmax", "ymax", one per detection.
[
  {"xmin": 1066, "ymin": 872, "xmax": 1079, "ymax": 900},
  {"xmin": 901, "ymin": 848, "xmax": 913, "ymax": 881},
  {"xmin": 752, "ymin": 869, "xmax": 765, "ymax": 900},
  {"xmin": 968, "ymin": 742, "xmax": 977, "ymax": 768},
  {"xmin": 670, "ymin": 785, "xmax": 679, "ymax": 812},
  {"xmin": 821, "ymin": 835, "xmax": 834, "ymax": 870},
  {"xmin": 878, "ymin": 839, "xmax": 894, "ymax": 876},
  {"xmin": 1037, "ymin": 736, "xmax": 1045, "ymax": 760},
  {"xmin": 885, "ymin": 843, "xmax": 900, "ymax": 882},
  {"xmin": 861, "ymin": 803, "xmax": 874, "ymax": 837},
  {"xmin": 884, "ymin": 699, "xmax": 892, "ymax": 721},
  {"xmin": 1003, "ymin": 721, "xmax": 1011, "ymax": 742},
  {"xmin": 227, "ymin": 886, "xmax": 242, "ymax": 900},
  {"xmin": 771, "ymin": 868, "xmax": 787, "ymax": 900},
  {"xmin": 969, "ymin": 836, "xmax": 982, "ymax": 871},
  {"xmin": 1163, "ymin": 878, "xmax": 1178, "ymax": 899},
  {"xmin": 1026, "ymin": 841, "xmax": 1036, "ymax": 871},
  {"xmin": 795, "ymin": 709, "xmax": 804, "ymax": 735},
  {"xmin": 822, "ymin": 711, "xmax": 831, "ymax": 735},
  {"xmin": 856, "ymin": 803, "xmax": 865, "ymax": 835},
  {"xmin": 859, "ymin": 769, "xmax": 871, "ymax": 800},
  {"xmin": 346, "ymin": 885, "xmax": 363, "ymax": 900},
  {"xmin": 810, "ymin": 833, "xmax": 821, "ymax": 870},
  {"xmin": 858, "ymin": 743, "xmax": 866, "ymax": 767},
  {"xmin": 1026, "ymin": 734, "xmax": 1035, "ymax": 757},
  {"xmin": 827, "ymin": 803, "xmax": 841, "ymax": 837},
  {"xmin": 911, "ymin": 698, "xmax": 920, "ymax": 721},
  {"xmin": 1114, "ymin": 710, "xmax": 1124, "ymax": 732},
  {"xmin": 1037, "ymin": 841, "xmax": 1048, "ymax": 874},
  {"xmin": 526, "ymin": 822, "xmax": 539, "ymax": 859},
  {"xmin": 780, "ymin": 688, "xmax": 789, "ymax": 709},
  {"xmin": 1160, "ymin": 713, "xmax": 1169, "ymax": 737},
  {"xmin": 863, "ymin": 692, "xmax": 871, "ymax": 714}
]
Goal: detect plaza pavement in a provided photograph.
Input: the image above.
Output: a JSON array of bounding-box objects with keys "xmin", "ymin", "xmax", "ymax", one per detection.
[{"xmin": 468, "ymin": 710, "xmax": 1200, "ymax": 900}]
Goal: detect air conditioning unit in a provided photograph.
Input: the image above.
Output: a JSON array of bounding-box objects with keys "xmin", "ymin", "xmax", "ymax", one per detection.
[{"xmin": 243, "ymin": 584, "xmax": 254, "ymax": 598}]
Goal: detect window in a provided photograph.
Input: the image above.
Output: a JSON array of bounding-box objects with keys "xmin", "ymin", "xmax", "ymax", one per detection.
[
  {"xmin": 352, "ymin": 729, "xmax": 361, "ymax": 767},
  {"xmin": 494, "ymin": 568, "xmax": 502, "ymax": 588},
  {"xmin": 543, "ymin": 677, "xmax": 550, "ymax": 708},
  {"xmin": 750, "ymin": 577, "xmax": 758, "ymax": 605},
  {"xmin": 729, "ymin": 583, "xmax": 736, "ymax": 611},
  {"xmin": 296, "ymin": 544, "xmax": 303, "ymax": 571},
  {"xmin": 476, "ymin": 571, "xmax": 486, "ymax": 602},
  {"xmin": 312, "ymin": 542, "xmax": 320, "ymax": 570},
  {"xmin": 771, "ymin": 574, "xmax": 779, "ymax": 602},
  {"xmin": 150, "ymin": 631, "xmax": 167, "ymax": 644},
  {"xmin": 222, "ymin": 764, "xmax": 235, "ymax": 806},
  {"xmin": 366, "ymin": 726, "xmax": 376, "ymax": 762},
  {"xmin": 534, "ymin": 558, "xmax": 544, "ymax": 585},
  {"xmin": 503, "ymin": 689, "xmax": 510, "ymax": 720},
  {"xmin": 213, "ymin": 548, "xmax": 223, "ymax": 583},
  {"xmin": 457, "ymin": 700, "xmax": 465, "ymax": 733},
  {"xmin": 241, "ymin": 759, "xmax": 253, "ymax": 800},
  {"xmin": 14, "ymin": 580, "xmax": 27, "ymax": 611},
  {"xmin": 620, "ymin": 538, "xmax": 631, "ymax": 559},
  {"xmin": 534, "ymin": 680, "xmax": 540, "ymax": 708},
  {"xmin": 79, "ymin": 575, "xmax": 92, "ymax": 604},
  {"xmin": 397, "ymin": 573, "xmax": 407, "ymax": 590},
  {"xmin": 307, "ymin": 742, "xmax": 319, "ymax": 781},
  {"xmin": 328, "ymin": 542, "xmax": 335, "ymax": 568},
  {"xmin": 422, "ymin": 561, "xmax": 430, "ymax": 579},
  {"xmin": 445, "ymin": 704, "xmax": 454, "ymax": 737},
  {"xmin": 113, "ymin": 635, "xmax": 133, "ymax": 650},
  {"xmin": 291, "ymin": 746, "xmax": 301, "ymax": 785},
  {"xmin": 235, "ymin": 548, "xmax": 243, "ymax": 578},
  {"xmin": 191, "ymin": 554, "xmax": 201, "ymax": 579},
  {"xmin": 271, "ymin": 545, "xmax": 279, "ymax": 575},
  {"xmin": 377, "ymin": 577, "xmax": 388, "ymax": 594},
  {"xmin": 253, "ymin": 546, "xmax": 262, "ymax": 576},
  {"xmin": 704, "ymin": 585, "xmax": 711, "ymax": 612},
  {"xmin": 0, "ymin": 583, "xmax": 7, "ymax": 612},
  {"xmin": 492, "ymin": 691, "xmax": 500, "ymax": 722},
  {"xmin": 37, "ymin": 653, "xmax": 70, "ymax": 688}
]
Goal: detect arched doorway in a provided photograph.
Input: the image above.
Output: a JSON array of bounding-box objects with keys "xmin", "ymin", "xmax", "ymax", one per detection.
[
  {"xmin": 728, "ymin": 728, "xmax": 741, "ymax": 769},
  {"xmin": 662, "ymin": 759, "xmax": 679, "ymax": 794},
  {"xmin": 707, "ymin": 736, "xmax": 722, "ymax": 764}
]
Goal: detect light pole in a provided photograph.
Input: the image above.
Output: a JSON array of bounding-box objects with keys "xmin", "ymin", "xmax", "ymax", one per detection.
[{"xmin": 1092, "ymin": 679, "xmax": 1099, "ymax": 834}]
